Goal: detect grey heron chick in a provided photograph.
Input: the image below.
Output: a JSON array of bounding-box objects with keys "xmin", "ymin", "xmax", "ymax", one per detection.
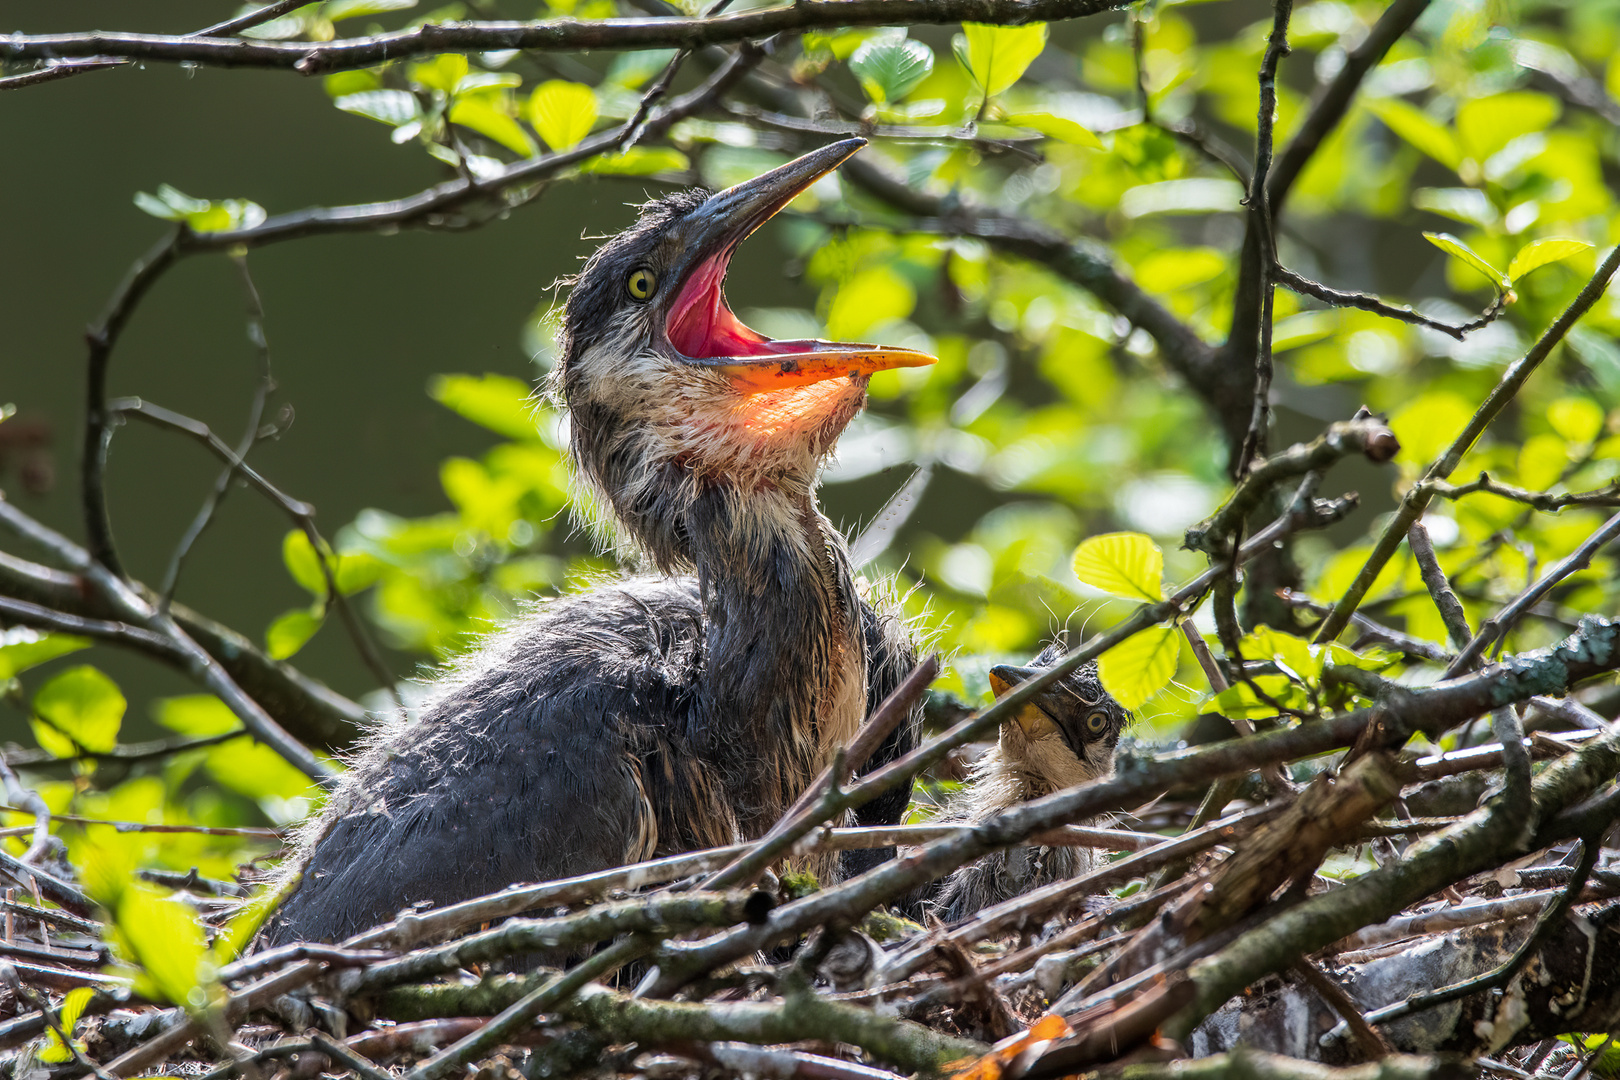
[
  {"xmin": 263, "ymin": 140, "xmax": 933, "ymax": 945},
  {"xmin": 929, "ymin": 641, "xmax": 1130, "ymax": 922}
]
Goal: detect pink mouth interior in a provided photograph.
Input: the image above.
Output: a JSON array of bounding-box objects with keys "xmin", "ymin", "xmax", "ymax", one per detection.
[{"xmin": 666, "ymin": 249, "xmax": 824, "ymax": 360}]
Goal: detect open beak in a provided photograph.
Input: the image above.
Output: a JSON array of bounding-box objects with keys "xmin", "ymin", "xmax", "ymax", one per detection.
[{"xmin": 664, "ymin": 137, "xmax": 936, "ymax": 389}]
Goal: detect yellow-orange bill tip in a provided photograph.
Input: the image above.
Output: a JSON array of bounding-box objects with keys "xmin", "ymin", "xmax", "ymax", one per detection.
[{"xmin": 714, "ymin": 347, "xmax": 936, "ymax": 392}]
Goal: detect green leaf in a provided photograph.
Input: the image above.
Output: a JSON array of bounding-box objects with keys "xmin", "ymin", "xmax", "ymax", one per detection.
[
  {"xmin": 824, "ymin": 266, "xmax": 915, "ymax": 340},
  {"xmin": 323, "ymin": 69, "xmax": 380, "ymax": 99},
  {"xmin": 1455, "ymin": 91, "xmax": 1559, "ymax": 161},
  {"xmin": 958, "ymin": 22, "xmax": 1047, "ymax": 97},
  {"xmin": 323, "ymin": 0, "xmax": 417, "ymax": 19},
  {"xmin": 29, "ymin": 720, "xmax": 79, "ymax": 760},
  {"xmin": 0, "ymin": 630, "xmax": 90, "ymax": 680},
  {"xmin": 1547, "ymin": 397, "xmax": 1605, "ymax": 444},
  {"xmin": 1003, "ymin": 112, "xmax": 1103, "ymax": 148},
  {"xmin": 33, "ymin": 666, "xmax": 125, "ymax": 754},
  {"xmin": 266, "ymin": 607, "xmax": 324, "ymax": 660},
  {"xmin": 1422, "ymin": 232, "xmax": 1507, "ymax": 289},
  {"xmin": 282, "ymin": 530, "xmax": 328, "ymax": 597},
  {"xmin": 528, "ymin": 80, "xmax": 598, "ymax": 151},
  {"xmin": 410, "ymin": 53, "xmax": 468, "ymax": 93},
  {"xmin": 449, "ymin": 94, "xmax": 536, "ymax": 156},
  {"xmin": 1271, "ymin": 310, "xmax": 1338, "ymax": 352},
  {"xmin": 430, "ymin": 372, "xmax": 539, "ymax": 440},
  {"xmin": 334, "ymin": 89, "xmax": 421, "ymax": 127},
  {"xmin": 332, "ymin": 551, "xmax": 385, "ymax": 595},
  {"xmin": 116, "ymin": 885, "xmax": 216, "ymax": 1009},
  {"xmin": 1241, "ymin": 624, "xmax": 1321, "ymax": 683},
  {"xmin": 205, "ymin": 737, "xmax": 322, "ymax": 802},
  {"xmin": 849, "ymin": 38, "xmax": 934, "ymax": 104},
  {"xmin": 1097, "ymin": 624, "xmax": 1179, "ymax": 709},
  {"xmin": 1072, "ymin": 532, "xmax": 1163, "ymax": 601},
  {"xmin": 582, "ymin": 146, "xmax": 689, "ymax": 175},
  {"xmin": 1506, "ymin": 237, "xmax": 1592, "ymax": 283},
  {"xmin": 153, "ymin": 695, "xmax": 239, "ymax": 737},
  {"xmin": 1365, "ymin": 98, "xmax": 1463, "ymax": 171},
  {"xmin": 1213, "ymin": 675, "xmax": 1303, "ymax": 720},
  {"xmin": 37, "ymin": 987, "xmax": 96, "ymax": 1064},
  {"xmin": 132, "ymin": 186, "xmax": 266, "ymax": 232}
]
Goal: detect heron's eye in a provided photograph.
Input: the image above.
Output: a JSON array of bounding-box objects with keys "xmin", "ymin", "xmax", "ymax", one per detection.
[
  {"xmin": 626, "ymin": 268, "xmax": 657, "ymax": 301},
  {"xmin": 1084, "ymin": 711, "xmax": 1110, "ymax": 737}
]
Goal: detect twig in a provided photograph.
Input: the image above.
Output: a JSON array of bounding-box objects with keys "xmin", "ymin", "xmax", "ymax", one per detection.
[
  {"xmin": 1185, "ymin": 415, "xmax": 1398, "ymax": 557},
  {"xmin": 1, "ymin": 0, "xmax": 1131, "ymax": 73},
  {"xmin": 158, "ymin": 254, "xmax": 278, "ymax": 608},
  {"xmin": 1407, "ymin": 519, "xmax": 1472, "ymax": 651},
  {"xmin": 113, "ymin": 396, "xmax": 401, "ymax": 702},
  {"xmin": 1235, "ymin": 0, "xmax": 1294, "ymax": 477},
  {"xmin": 1315, "ymin": 243, "xmax": 1620, "ymax": 644},
  {"xmin": 1276, "ymin": 265, "xmax": 1508, "ymax": 341},
  {"xmin": 404, "ymin": 935, "xmax": 651, "ymax": 1080},
  {"xmin": 1430, "ymin": 472, "xmax": 1620, "ymax": 512},
  {"xmin": 0, "ymin": 494, "xmax": 334, "ymax": 783},
  {"xmin": 1294, "ymin": 959, "xmax": 1393, "ymax": 1058}
]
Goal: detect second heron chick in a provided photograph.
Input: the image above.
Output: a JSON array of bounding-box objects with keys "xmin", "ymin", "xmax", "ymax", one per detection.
[{"xmin": 929, "ymin": 640, "xmax": 1130, "ymax": 922}]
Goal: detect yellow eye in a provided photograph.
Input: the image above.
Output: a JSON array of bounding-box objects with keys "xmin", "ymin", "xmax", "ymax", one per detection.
[
  {"xmin": 626, "ymin": 268, "xmax": 656, "ymax": 301},
  {"xmin": 1085, "ymin": 711, "xmax": 1110, "ymax": 736}
]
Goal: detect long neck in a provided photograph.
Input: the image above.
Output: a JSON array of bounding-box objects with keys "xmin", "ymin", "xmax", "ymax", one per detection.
[{"xmin": 686, "ymin": 482, "xmax": 867, "ymax": 837}]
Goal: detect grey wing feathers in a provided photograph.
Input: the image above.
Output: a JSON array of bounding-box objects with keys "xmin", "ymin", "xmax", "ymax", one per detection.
[{"xmin": 264, "ymin": 579, "xmax": 709, "ymax": 945}]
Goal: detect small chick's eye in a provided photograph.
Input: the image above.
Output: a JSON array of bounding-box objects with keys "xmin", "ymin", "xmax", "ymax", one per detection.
[
  {"xmin": 626, "ymin": 268, "xmax": 657, "ymax": 301},
  {"xmin": 1084, "ymin": 711, "xmax": 1110, "ymax": 736}
]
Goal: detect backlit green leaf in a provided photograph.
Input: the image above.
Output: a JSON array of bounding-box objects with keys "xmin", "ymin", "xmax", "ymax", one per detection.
[
  {"xmin": 0, "ymin": 630, "xmax": 89, "ymax": 680},
  {"xmin": 323, "ymin": 0, "xmax": 417, "ymax": 19},
  {"xmin": 1241, "ymin": 624, "xmax": 1321, "ymax": 683},
  {"xmin": 410, "ymin": 53, "xmax": 468, "ymax": 93},
  {"xmin": 282, "ymin": 530, "xmax": 328, "ymax": 597},
  {"xmin": 430, "ymin": 373, "xmax": 539, "ymax": 441},
  {"xmin": 1003, "ymin": 112, "xmax": 1103, "ymax": 148},
  {"xmin": 529, "ymin": 80, "xmax": 598, "ymax": 151},
  {"xmin": 33, "ymin": 666, "xmax": 124, "ymax": 754},
  {"xmin": 334, "ymin": 89, "xmax": 420, "ymax": 127},
  {"xmin": 449, "ymin": 94, "xmax": 536, "ymax": 156},
  {"xmin": 1072, "ymin": 532, "xmax": 1163, "ymax": 601},
  {"xmin": 582, "ymin": 146, "xmax": 689, "ymax": 175},
  {"xmin": 1422, "ymin": 232, "xmax": 1507, "ymax": 289},
  {"xmin": 38, "ymin": 987, "xmax": 96, "ymax": 1063},
  {"xmin": 1097, "ymin": 623, "xmax": 1179, "ymax": 709},
  {"xmin": 959, "ymin": 23, "xmax": 1047, "ymax": 97},
  {"xmin": 153, "ymin": 695, "xmax": 239, "ymax": 737},
  {"xmin": 1506, "ymin": 237, "xmax": 1592, "ymax": 283},
  {"xmin": 1547, "ymin": 397, "xmax": 1605, "ymax": 444},
  {"xmin": 849, "ymin": 38, "xmax": 934, "ymax": 104},
  {"xmin": 117, "ymin": 885, "xmax": 215, "ymax": 1009},
  {"xmin": 266, "ymin": 607, "xmax": 324, "ymax": 660},
  {"xmin": 1365, "ymin": 98, "xmax": 1463, "ymax": 171}
]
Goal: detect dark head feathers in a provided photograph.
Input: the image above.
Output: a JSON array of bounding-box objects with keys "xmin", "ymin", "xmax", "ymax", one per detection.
[{"xmin": 554, "ymin": 188, "xmax": 712, "ymax": 377}]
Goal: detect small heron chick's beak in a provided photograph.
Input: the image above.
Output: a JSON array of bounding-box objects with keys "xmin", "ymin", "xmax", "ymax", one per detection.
[{"xmin": 662, "ymin": 137, "xmax": 935, "ymax": 389}]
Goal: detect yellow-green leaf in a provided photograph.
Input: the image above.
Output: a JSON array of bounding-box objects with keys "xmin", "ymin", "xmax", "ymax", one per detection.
[
  {"xmin": 1506, "ymin": 237, "xmax": 1592, "ymax": 283},
  {"xmin": 959, "ymin": 23, "xmax": 1047, "ymax": 97},
  {"xmin": 1097, "ymin": 624, "xmax": 1180, "ymax": 710},
  {"xmin": 1241, "ymin": 624, "xmax": 1321, "ymax": 682},
  {"xmin": 1547, "ymin": 397, "xmax": 1605, "ymax": 444},
  {"xmin": 38, "ymin": 987, "xmax": 96, "ymax": 1063},
  {"xmin": 528, "ymin": 80, "xmax": 598, "ymax": 151},
  {"xmin": 282, "ymin": 530, "xmax": 328, "ymax": 597},
  {"xmin": 1365, "ymin": 98, "xmax": 1463, "ymax": 171},
  {"xmin": 33, "ymin": 666, "xmax": 125, "ymax": 754},
  {"xmin": 117, "ymin": 886, "xmax": 216, "ymax": 1009},
  {"xmin": 265, "ymin": 607, "xmax": 324, "ymax": 660},
  {"xmin": 449, "ymin": 94, "xmax": 536, "ymax": 157},
  {"xmin": 1423, "ymin": 231, "xmax": 1507, "ymax": 289},
  {"xmin": 1004, "ymin": 111, "xmax": 1103, "ymax": 148},
  {"xmin": 582, "ymin": 146, "xmax": 689, "ymax": 175},
  {"xmin": 430, "ymin": 372, "xmax": 539, "ymax": 441},
  {"xmin": 1072, "ymin": 532, "xmax": 1164, "ymax": 601},
  {"xmin": 0, "ymin": 631, "xmax": 90, "ymax": 681},
  {"xmin": 154, "ymin": 695, "xmax": 238, "ymax": 737}
]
